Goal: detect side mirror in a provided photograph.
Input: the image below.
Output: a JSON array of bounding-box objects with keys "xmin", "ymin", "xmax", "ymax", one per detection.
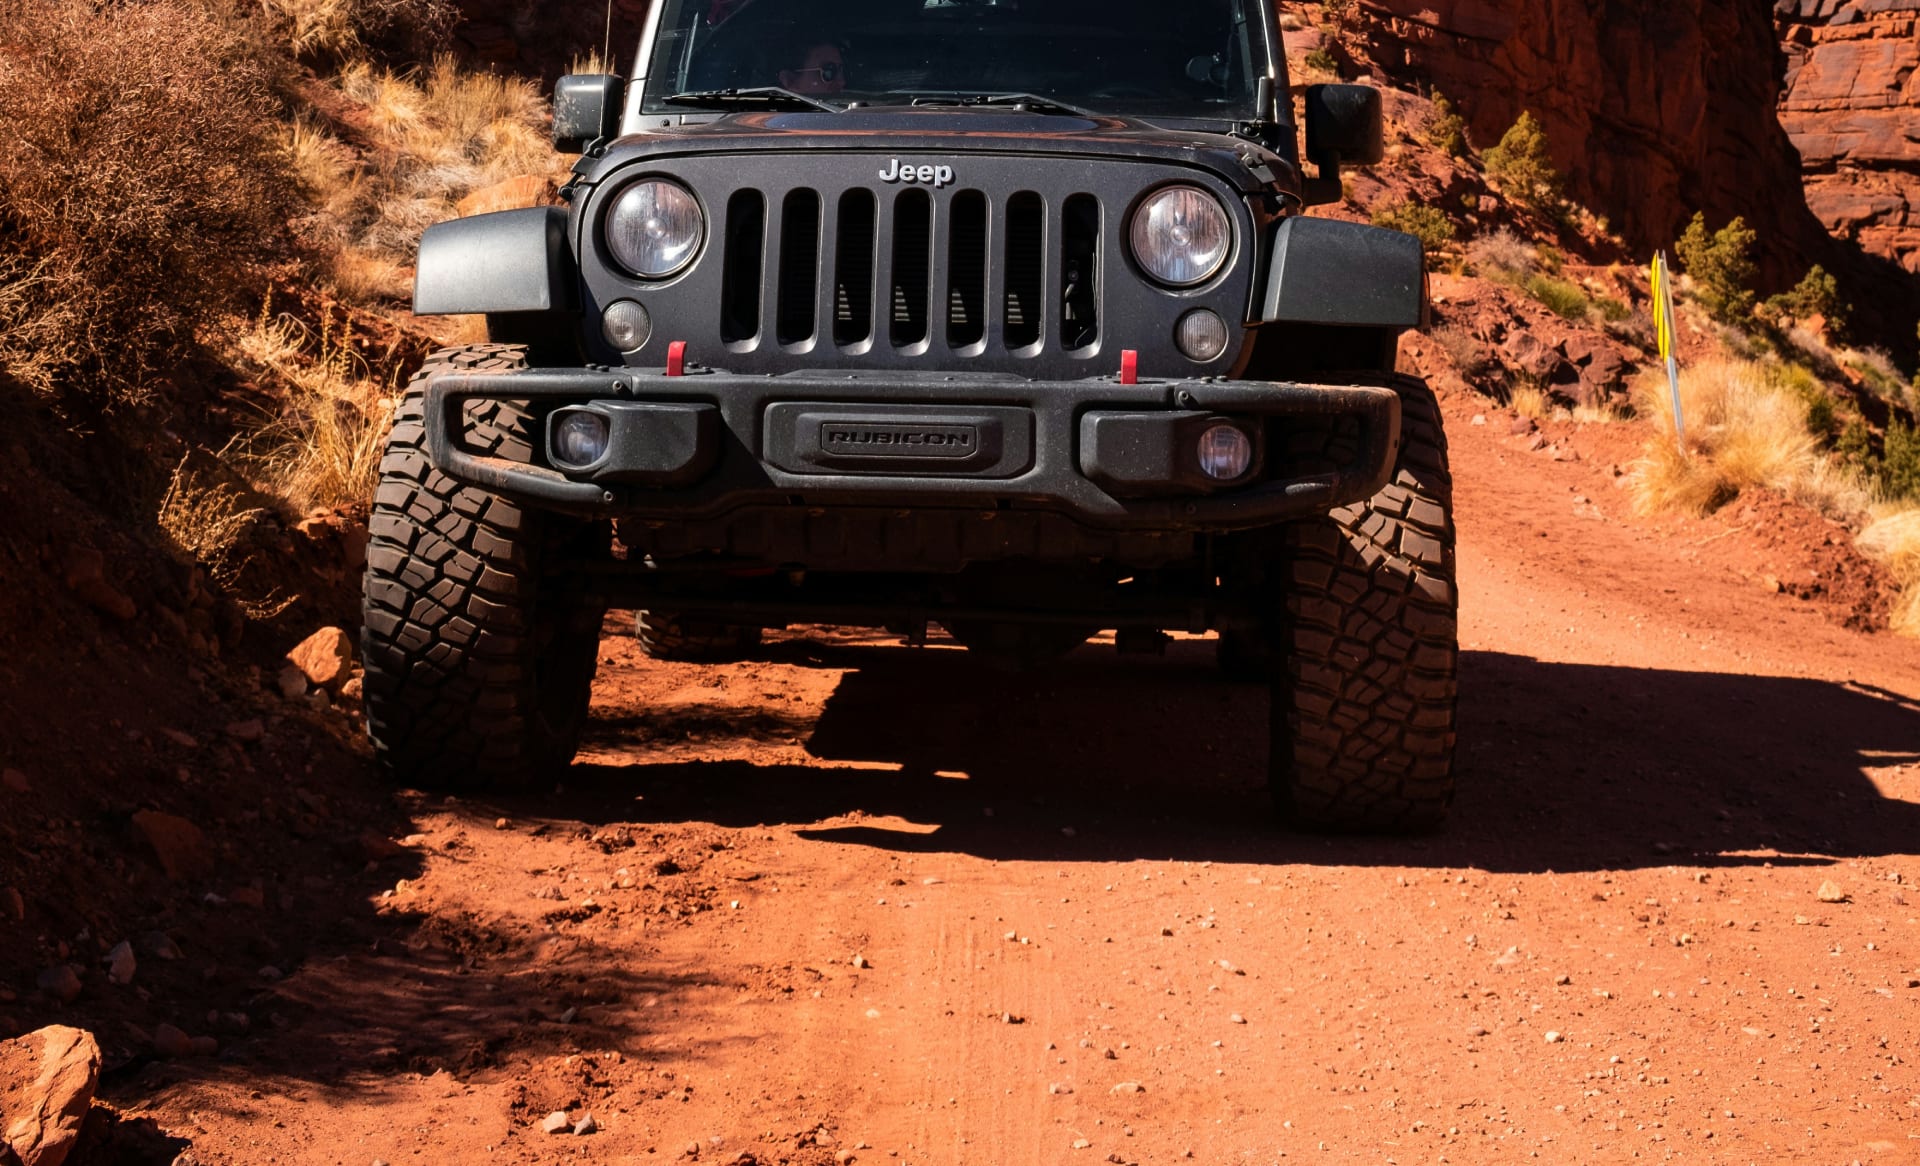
[
  {"xmin": 1302, "ymin": 83, "xmax": 1384, "ymax": 169},
  {"xmin": 553, "ymin": 74, "xmax": 624, "ymax": 152},
  {"xmin": 1300, "ymin": 84, "xmax": 1383, "ymax": 206}
]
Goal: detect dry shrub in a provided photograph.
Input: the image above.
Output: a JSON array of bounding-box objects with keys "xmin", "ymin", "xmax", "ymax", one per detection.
[
  {"xmin": 157, "ymin": 457, "xmax": 294, "ymax": 618},
  {"xmin": 1466, "ymin": 228, "xmax": 1534, "ymax": 283},
  {"xmin": 0, "ymin": 257, "xmax": 82, "ymax": 394},
  {"xmin": 1629, "ymin": 358, "xmax": 1824, "ymax": 516},
  {"xmin": 295, "ymin": 57, "xmax": 556, "ymax": 300},
  {"xmin": 1430, "ymin": 324, "xmax": 1491, "ymax": 376},
  {"xmin": 1839, "ymin": 346, "xmax": 1911, "ymax": 408},
  {"xmin": 227, "ymin": 299, "xmax": 401, "ymax": 511},
  {"xmin": 0, "ymin": 0, "xmax": 301, "ymax": 409},
  {"xmin": 259, "ymin": 0, "xmax": 454, "ymax": 62},
  {"xmin": 1858, "ymin": 508, "xmax": 1920, "ymax": 636}
]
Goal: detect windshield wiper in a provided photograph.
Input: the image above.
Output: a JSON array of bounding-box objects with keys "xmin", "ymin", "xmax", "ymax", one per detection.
[
  {"xmin": 663, "ymin": 87, "xmax": 840, "ymax": 113},
  {"xmin": 905, "ymin": 92, "xmax": 1099, "ymax": 117}
]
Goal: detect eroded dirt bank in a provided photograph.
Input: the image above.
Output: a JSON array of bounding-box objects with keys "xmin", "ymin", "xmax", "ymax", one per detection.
[{"xmin": 27, "ymin": 389, "xmax": 1920, "ymax": 1165}]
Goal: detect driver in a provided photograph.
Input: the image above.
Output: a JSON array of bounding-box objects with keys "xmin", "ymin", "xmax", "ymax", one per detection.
[{"xmin": 779, "ymin": 40, "xmax": 847, "ymax": 96}]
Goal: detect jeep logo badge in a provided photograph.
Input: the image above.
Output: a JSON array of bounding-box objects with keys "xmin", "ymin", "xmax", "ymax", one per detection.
[
  {"xmin": 821, "ymin": 421, "xmax": 977, "ymax": 458},
  {"xmin": 877, "ymin": 158, "xmax": 955, "ymax": 188}
]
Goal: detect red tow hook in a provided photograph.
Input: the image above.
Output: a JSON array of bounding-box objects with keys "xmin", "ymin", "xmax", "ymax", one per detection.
[
  {"xmin": 665, "ymin": 340, "xmax": 687, "ymax": 377},
  {"xmin": 1119, "ymin": 349, "xmax": 1138, "ymax": 385}
]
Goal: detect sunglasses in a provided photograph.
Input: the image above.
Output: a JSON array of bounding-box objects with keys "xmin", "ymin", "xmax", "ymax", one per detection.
[{"xmin": 792, "ymin": 62, "xmax": 841, "ymax": 82}]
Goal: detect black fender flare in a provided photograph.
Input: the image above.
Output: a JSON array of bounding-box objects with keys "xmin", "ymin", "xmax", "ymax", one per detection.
[
  {"xmin": 412, "ymin": 206, "xmax": 575, "ymax": 317},
  {"xmin": 1259, "ymin": 216, "xmax": 1424, "ymax": 331}
]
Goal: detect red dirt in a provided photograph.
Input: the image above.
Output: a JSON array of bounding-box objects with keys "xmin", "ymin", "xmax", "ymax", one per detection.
[{"xmin": 4, "ymin": 383, "xmax": 1920, "ymax": 1164}]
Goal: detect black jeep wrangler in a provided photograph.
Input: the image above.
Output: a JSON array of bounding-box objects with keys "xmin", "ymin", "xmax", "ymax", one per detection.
[{"xmin": 362, "ymin": 0, "xmax": 1456, "ymax": 831}]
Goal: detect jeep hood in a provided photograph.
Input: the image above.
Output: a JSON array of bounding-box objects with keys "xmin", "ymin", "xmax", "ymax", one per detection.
[{"xmin": 589, "ymin": 107, "xmax": 1300, "ymax": 196}]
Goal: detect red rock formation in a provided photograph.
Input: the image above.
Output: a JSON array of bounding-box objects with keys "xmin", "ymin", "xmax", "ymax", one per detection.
[
  {"xmin": 1355, "ymin": 0, "xmax": 1833, "ymax": 286},
  {"xmin": 1777, "ymin": 1, "xmax": 1920, "ymax": 276}
]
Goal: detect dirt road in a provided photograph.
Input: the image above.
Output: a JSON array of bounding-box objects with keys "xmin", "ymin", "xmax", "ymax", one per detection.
[{"xmin": 135, "ymin": 390, "xmax": 1920, "ymax": 1165}]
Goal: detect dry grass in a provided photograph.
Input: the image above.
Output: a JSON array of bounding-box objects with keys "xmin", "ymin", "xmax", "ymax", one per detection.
[
  {"xmin": 227, "ymin": 297, "xmax": 402, "ymax": 512},
  {"xmin": 570, "ymin": 50, "xmax": 613, "ymax": 75},
  {"xmin": 1629, "ymin": 358, "xmax": 1824, "ymax": 516},
  {"xmin": 1507, "ymin": 381, "xmax": 1553, "ymax": 422},
  {"xmin": 259, "ymin": 0, "xmax": 453, "ymax": 61},
  {"xmin": 1571, "ymin": 397, "xmax": 1629, "ymax": 425},
  {"xmin": 1628, "ymin": 355, "xmax": 1920, "ymax": 630},
  {"xmin": 1858, "ymin": 508, "xmax": 1920, "ymax": 636},
  {"xmin": 0, "ymin": 0, "xmax": 300, "ymax": 406},
  {"xmin": 294, "ymin": 56, "xmax": 557, "ymax": 301}
]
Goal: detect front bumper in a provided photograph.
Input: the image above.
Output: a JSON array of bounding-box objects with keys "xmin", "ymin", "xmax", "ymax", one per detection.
[{"xmin": 423, "ymin": 367, "xmax": 1399, "ymax": 533}]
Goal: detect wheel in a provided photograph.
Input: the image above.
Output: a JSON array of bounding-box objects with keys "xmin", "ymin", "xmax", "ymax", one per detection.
[
  {"xmin": 634, "ymin": 610, "xmax": 762, "ymax": 662},
  {"xmin": 1266, "ymin": 373, "xmax": 1458, "ymax": 832},
  {"xmin": 360, "ymin": 344, "xmax": 607, "ymax": 791}
]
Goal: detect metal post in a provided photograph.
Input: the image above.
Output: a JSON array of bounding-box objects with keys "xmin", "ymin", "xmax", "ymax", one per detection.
[{"xmin": 1651, "ymin": 250, "xmax": 1686, "ymax": 453}]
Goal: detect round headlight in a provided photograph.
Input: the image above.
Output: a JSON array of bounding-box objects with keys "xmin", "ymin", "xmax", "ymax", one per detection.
[
  {"xmin": 606, "ymin": 180, "xmax": 704, "ymax": 278},
  {"xmin": 1129, "ymin": 186, "xmax": 1231, "ymax": 287}
]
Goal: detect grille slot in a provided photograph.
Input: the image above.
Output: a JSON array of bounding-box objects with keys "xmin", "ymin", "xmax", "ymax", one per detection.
[
  {"xmin": 776, "ymin": 190, "xmax": 821, "ymax": 346},
  {"xmin": 1003, "ymin": 192, "xmax": 1045, "ymax": 351},
  {"xmin": 889, "ymin": 188, "xmax": 932, "ymax": 349},
  {"xmin": 720, "ymin": 190, "xmax": 765, "ymax": 345},
  {"xmin": 833, "ymin": 190, "xmax": 877, "ymax": 347},
  {"xmin": 1061, "ymin": 194, "xmax": 1099, "ymax": 351},
  {"xmin": 946, "ymin": 190, "xmax": 988, "ymax": 351}
]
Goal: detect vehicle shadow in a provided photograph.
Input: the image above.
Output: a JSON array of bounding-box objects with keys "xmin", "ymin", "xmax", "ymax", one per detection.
[{"xmin": 565, "ymin": 638, "xmax": 1920, "ymax": 873}]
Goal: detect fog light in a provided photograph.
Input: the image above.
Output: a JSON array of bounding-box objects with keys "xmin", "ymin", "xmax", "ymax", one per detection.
[
  {"xmin": 602, "ymin": 299, "xmax": 652, "ymax": 352},
  {"xmin": 1197, "ymin": 424, "xmax": 1252, "ymax": 481},
  {"xmin": 1175, "ymin": 309, "xmax": 1229, "ymax": 362},
  {"xmin": 553, "ymin": 410, "xmax": 611, "ymax": 469}
]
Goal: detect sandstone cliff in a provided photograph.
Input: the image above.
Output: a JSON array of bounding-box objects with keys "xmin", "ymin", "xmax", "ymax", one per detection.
[
  {"xmin": 1777, "ymin": 0, "xmax": 1920, "ymax": 277},
  {"xmin": 1356, "ymin": 0, "xmax": 1834, "ymax": 286}
]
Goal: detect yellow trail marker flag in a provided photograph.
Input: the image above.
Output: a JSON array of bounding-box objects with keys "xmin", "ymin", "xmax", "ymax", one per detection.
[{"xmin": 1650, "ymin": 250, "xmax": 1686, "ymax": 452}]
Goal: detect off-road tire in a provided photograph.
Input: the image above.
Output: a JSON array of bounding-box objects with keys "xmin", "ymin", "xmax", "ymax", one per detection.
[
  {"xmin": 361, "ymin": 344, "xmax": 606, "ymax": 791},
  {"xmin": 634, "ymin": 610, "xmax": 762, "ymax": 661},
  {"xmin": 1270, "ymin": 373, "xmax": 1457, "ymax": 832}
]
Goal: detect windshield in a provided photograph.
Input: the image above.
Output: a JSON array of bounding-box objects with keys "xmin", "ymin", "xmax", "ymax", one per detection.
[{"xmin": 641, "ymin": 0, "xmax": 1267, "ymax": 121}]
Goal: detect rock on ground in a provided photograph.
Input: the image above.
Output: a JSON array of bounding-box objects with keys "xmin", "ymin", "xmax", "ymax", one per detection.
[
  {"xmin": 131, "ymin": 810, "xmax": 211, "ymax": 882},
  {"xmin": 151, "ymin": 1024, "xmax": 195, "ymax": 1060},
  {"xmin": 286, "ymin": 627, "xmax": 354, "ymax": 691},
  {"xmin": 35, "ymin": 967, "xmax": 81, "ymax": 1005},
  {"xmin": 1, "ymin": 1025, "xmax": 101, "ymax": 1166}
]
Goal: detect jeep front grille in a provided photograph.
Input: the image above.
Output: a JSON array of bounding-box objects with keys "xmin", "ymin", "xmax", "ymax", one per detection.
[{"xmin": 717, "ymin": 183, "xmax": 1098, "ymax": 359}]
